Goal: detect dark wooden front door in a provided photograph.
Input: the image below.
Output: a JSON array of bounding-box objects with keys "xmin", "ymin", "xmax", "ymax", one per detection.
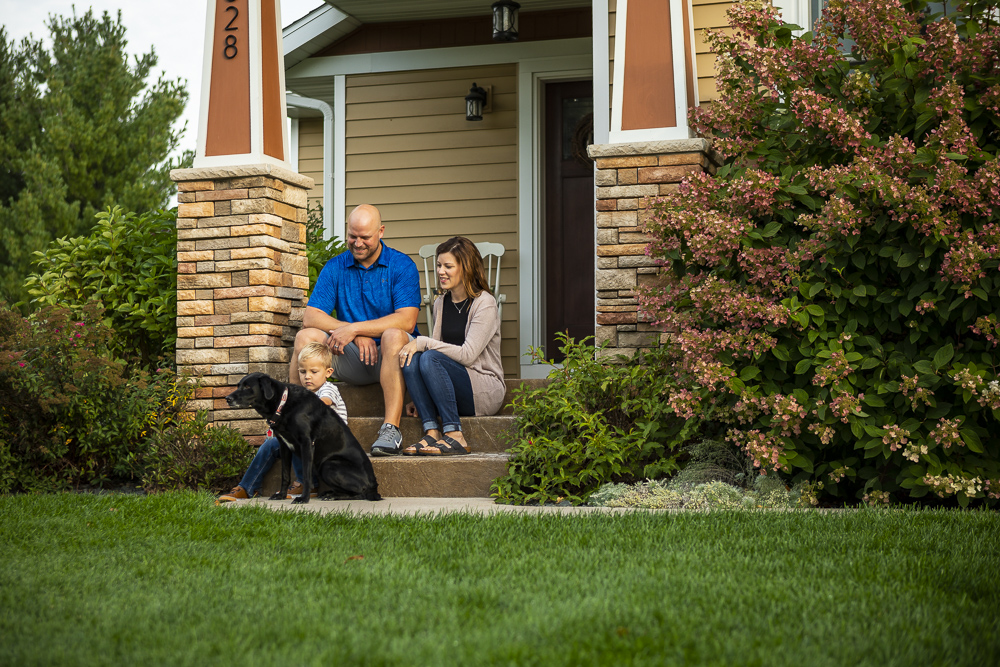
[{"xmin": 544, "ymin": 80, "xmax": 594, "ymax": 362}]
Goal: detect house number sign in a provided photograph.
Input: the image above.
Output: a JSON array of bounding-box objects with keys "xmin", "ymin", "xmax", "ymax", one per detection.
[{"xmin": 222, "ymin": 0, "xmax": 240, "ymax": 59}]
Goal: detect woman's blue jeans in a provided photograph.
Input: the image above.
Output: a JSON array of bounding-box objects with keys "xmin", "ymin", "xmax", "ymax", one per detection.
[
  {"xmin": 238, "ymin": 437, "xmax": 309, "ymax": 496},
  {"xmin": 402, "ymin": 349, "xmax": 475, "ymax": 433}
]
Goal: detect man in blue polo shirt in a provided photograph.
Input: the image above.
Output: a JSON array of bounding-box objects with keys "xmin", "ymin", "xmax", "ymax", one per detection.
[{"xmin": 292, "ymin": 204, "xmax": 421, "ymax": 455}]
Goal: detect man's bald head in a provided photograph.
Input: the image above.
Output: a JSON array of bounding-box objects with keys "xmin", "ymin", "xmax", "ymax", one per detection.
[
  {"xmin": 349, "ymin": 204, "xmax": 382, "ymax": 229},
  {"xmin": 346, "ymin": 204, "xmax": 384, "ymax": 267}
]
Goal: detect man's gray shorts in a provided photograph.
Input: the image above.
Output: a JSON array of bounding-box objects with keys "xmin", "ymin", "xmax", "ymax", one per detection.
[{"xmin": 330, "ymin": 334, "xmax": 413, "ymax": 386}]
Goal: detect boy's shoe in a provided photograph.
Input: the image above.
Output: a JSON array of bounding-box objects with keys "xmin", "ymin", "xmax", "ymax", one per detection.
[
  {"xmin": 216, "ymin": 486, "xmax": 250, "ymax": 504},
  {"xmin": 370, "ymin": 423, "xmax": 403, "ymax": 456},
  {"xmin": 286, "ymin": 481, "xmax": 318, "ymax": 499}
]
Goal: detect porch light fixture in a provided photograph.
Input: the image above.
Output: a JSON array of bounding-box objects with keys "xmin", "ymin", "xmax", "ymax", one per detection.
[
  {"xmin": 465, "ymin": 83, "xmax": 488, "ymax": 121},
  {"xmin": 492, "ymin": 0, "xmax": 520, "ymax": 42}
]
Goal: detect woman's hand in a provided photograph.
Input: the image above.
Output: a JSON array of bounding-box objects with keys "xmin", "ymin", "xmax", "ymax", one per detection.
[
  {"xmin": 405, "ymin": 401, "xmax": 418, "ymax": 418},
  {"xmin": 398, "ymin": 340, "xmax": 419, "ymax": 367}
]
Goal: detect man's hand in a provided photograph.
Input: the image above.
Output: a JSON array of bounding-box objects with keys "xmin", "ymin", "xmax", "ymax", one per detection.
[
  {"xmin": 405, "ymin": 401, "xmax": 418, "ymax": 418},
  {"xmin": 354, "ymin": 336, "xmax": 378, "ymax": 365},
  {"xmin": 326, "ymin": 324, "xmax": 357, "ymax": 356}
]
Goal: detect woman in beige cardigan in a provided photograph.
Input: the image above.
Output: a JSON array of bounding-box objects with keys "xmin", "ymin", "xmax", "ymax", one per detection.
[{"xmin": 396, "ymin": 236, "xmax": 504, "ymax": 455}]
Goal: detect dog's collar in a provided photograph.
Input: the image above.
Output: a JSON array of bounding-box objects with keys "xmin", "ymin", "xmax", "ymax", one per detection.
[{"xmin": 268, "ymin": 388, "xmax": 289, "ymax": 424}]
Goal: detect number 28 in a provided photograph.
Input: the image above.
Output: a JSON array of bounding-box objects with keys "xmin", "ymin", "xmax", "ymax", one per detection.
[{"xmin": 222, "ymin": 1, "xmax": 239, "ymax": 60}]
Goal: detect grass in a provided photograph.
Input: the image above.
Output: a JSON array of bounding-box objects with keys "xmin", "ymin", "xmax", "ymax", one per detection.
[{"xmin": 1, "ymin": 493, "xmax": 998, "ymax": 666}]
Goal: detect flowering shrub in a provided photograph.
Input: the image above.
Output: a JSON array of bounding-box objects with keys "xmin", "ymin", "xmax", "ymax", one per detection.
[
  {"xmin": 0, "ymin": 302, "xmax": 249, "ymax": 493},
  {"xmin": 640, "ymin": 0, "xmax": 1000, "ymax": 506},
  {"xmin": 492, "ymin": 335, "xmax": 701, "ymax": 505},
  {"xmin": 0, "ymin": 302, "xmax": 176, "ymax": 491}
]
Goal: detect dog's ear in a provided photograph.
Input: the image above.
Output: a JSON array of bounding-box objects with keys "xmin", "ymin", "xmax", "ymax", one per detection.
[{"xmin": 261, "ymin": 376, "xmax": 276, "ymax": 401}]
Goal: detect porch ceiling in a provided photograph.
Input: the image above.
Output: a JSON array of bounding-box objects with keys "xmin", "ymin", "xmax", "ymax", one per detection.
[{"xmin": 321, "ymin": 0, "xmax": 590, "ymax": 23}]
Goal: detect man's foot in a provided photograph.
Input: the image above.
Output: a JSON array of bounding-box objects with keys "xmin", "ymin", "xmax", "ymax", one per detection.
[
  {"xmin": 370, "ymin": 423, "xmax": 403, "ymax": 456},
  {"xmin": 216, "ymin": 485, "xmax": 251, "ymax": 504}
]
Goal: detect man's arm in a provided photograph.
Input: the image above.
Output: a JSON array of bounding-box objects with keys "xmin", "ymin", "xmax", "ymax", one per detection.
[
  {"xmin": 327, "ymin": 307, "xmax": 419, "ymax": 344},
  {"xmin": 302, "ymin": 306, "xmax": 348, "ymax": 332}
]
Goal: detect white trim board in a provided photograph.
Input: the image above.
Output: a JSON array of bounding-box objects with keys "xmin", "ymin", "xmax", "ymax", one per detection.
[
  {"xmin": 333, "ymin": 74, "xmax": 347, "ymax": 245},
  {"xmin": 517, "ymin": 55, "xmax": 593, "ymax": 378},
  {"xmin": 592, "ymin": 0, "xmax": 611, "ymax": 146},
  {"xmin": 286, "ymin": 38, "xmax": 592, "ymax": 79},
  {"xmin": 609, "ymin": 0, "xmax": 691, "ymax": 144}
]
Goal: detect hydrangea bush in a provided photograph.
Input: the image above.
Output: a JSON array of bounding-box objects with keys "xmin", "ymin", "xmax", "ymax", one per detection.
[{"xmin": 640, "ymin": 0, "xmax": 1000, "ymax": 505}]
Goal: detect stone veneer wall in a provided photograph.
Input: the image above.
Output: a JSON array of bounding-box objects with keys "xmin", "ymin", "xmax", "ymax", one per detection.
[
  {"xmin": 170, "ymin": 164, "xmax": 314, "ymax": 444},
  {"xmin": 587, "ymin": 138, "xmax": 718, "ymax": 360}
]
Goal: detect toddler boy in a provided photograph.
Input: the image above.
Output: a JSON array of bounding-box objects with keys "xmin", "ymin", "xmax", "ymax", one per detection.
[{"xmin": 217, "ymin": 343, "xmax": 347, "ymax": 503}]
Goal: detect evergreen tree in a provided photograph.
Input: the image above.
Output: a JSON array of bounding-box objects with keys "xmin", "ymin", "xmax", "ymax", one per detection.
[{"xmin": 0, "ymin": 10, "xmax": 189, "ymax": 306}]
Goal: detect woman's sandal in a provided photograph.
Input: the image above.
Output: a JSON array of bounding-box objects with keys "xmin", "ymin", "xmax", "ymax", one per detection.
[
  {"xmin": 403, "ymin": 435, "xmax": 439, "ymax": 456},
  {"xmin": 417, "ymin": 435, "xmax": 471, "ymax": 456}
]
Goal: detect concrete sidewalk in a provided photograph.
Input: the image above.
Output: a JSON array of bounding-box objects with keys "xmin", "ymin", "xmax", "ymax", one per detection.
[{"xmin": 221, "ymin": 496, "xmax": 635, "ymax": 516}]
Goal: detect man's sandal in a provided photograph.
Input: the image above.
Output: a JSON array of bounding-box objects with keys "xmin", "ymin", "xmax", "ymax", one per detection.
[
  {"xmin": 403, "ymin": 435, "xmax": 438, "ymax": 456},
  {"xmin": 417, "ymin": 435, "xmax": 471, "ymax": 456}
]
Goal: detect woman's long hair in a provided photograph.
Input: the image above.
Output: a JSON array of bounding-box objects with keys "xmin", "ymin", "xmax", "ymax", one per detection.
[{"xmin": 436, "ymin": 236, "xmax": 492, "ymax": 300}]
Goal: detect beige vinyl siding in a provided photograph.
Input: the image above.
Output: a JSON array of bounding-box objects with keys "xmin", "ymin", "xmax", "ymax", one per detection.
[
  {"xmin": 344, "ymin": 64, "xmax": 519, "ymax": 377},
  {"xmin": 297, "ymin": 118, "xmax": 325, "ymax": 211},
  {"xmin": 693, "ymin": 0, "xmax": 734, "ymax": 102},
  {"xmin": 609, "ymin": 0, "xmax": 734, "ymax": 108}
]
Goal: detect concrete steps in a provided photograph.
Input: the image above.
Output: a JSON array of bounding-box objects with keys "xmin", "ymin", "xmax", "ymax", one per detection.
[{"xmin": 258, "ymin": 378, "xmax": 548, "ymax": 498}]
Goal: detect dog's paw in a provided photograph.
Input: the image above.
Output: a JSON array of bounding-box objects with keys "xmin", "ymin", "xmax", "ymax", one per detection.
[
  {"xmin": 269, "ymin": 491, "xmax": 285, "ymax": 501},
  {"xmin": 291, "ymin": 495, "xmax": 310, "ymax": 505}
]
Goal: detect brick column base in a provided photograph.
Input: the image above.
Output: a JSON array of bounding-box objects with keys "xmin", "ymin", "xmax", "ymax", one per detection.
[
  {"xmin": 587, "ymin": 139, "xmax": 718, "ymax": 360},
  {"xmin": 169, "ymin": 164, "xmax": 314, "ymax": 443}
]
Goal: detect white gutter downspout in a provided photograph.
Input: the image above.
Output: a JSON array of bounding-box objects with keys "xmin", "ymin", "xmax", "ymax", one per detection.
[{"xmin": 285, "ymin": 93, "xmax": 334, "ymax": 239}]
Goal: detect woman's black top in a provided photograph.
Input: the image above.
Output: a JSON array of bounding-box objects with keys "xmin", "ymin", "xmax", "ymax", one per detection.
[{"xmin": 441, "ymin": 292, "xmax": 470, "ymax": 346}]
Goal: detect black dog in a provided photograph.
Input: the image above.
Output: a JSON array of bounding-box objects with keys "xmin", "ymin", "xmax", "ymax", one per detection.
[{"xmin": 225, "ymin": 372, "xmax": 380, "ymax": 504}]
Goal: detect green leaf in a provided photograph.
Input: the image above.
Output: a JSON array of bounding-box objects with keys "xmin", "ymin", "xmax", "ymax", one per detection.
[
  {"xmin": 761, "ymin": 221, "xmax": 781, "ymax": 238},
  {"xmin": 961, "ymin": 429, "xmax": 984, "ymax": 453},
  {"xmin": 933, "ymin": 344, "xmax": 954, "ymax": 370}
]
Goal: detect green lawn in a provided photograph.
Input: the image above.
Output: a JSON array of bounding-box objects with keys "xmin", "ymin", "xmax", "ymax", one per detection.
[{"xmin": 1, "ymin": 493, "xmax": 998, "ymax": 666}]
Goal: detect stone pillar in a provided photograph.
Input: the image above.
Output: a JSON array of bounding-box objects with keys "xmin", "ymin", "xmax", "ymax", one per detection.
[
  {"xmin": 170, "ymin": 164, "xmax": 314, "ymax": 443},
  {"xmin": 587, "ymin": 138, "xmax": 718, "ymax": 360}
]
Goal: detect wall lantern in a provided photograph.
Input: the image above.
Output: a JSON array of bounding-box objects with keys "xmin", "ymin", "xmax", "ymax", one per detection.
[
  {"xmin": 465, "ymin": 83, "xmax": 488, "ymax": 121},
  {"xmin": 492, "ymin": 0, "xmax": 520, "ymax": 42}
]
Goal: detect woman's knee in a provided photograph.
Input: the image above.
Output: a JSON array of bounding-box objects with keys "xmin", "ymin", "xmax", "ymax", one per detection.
[
  {"xmin": 417, "ymin": 349, "xmax": 450, "ymax": 374},
  {"xmin": 401, "ymin": 353, "xmax": 422, "ymax": 381}
]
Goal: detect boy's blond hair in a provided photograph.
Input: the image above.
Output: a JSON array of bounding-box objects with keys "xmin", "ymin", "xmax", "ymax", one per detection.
[{"xmin": 298, "ymin": 342, "xmax": 334, "ymax": 369}]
